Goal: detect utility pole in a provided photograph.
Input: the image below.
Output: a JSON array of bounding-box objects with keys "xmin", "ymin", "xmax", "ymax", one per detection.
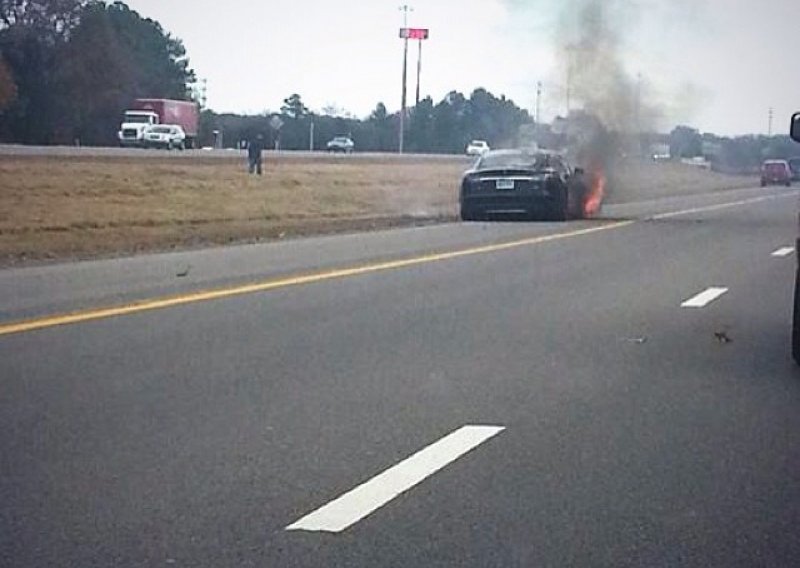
[
  {"xmin": 200, "ymin": 78, "xmax": 208, "ymax": 109},
  {"xmin": 415, "ymin": 38, "xmax": 423, "ymax": 107},
  {"xmin": 635, "ymin": 72, "xmax": 643, "ymax": 156},
  {"xmin": 635, "ymin": 72, "xmax": 642, "ymax": 134},
  {"xmin": 565, "ymin": 46, "xmax": 573, "ymax": 116},
  {"xmin": 398, "ymin": 4, "xmax": 412, "ymax": 154},
  {"xmin": 535, "ymin": 81, "xmax": 542, "ymax": 124},
  {"xmin": 768, "ymin": 107, "xmax": 774, "ymax": 136}
]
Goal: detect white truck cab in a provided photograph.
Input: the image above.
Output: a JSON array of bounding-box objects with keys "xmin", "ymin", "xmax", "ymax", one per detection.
[{"xmin": 118, "ymin": 110, "xmax": 160, "ymax": 147}]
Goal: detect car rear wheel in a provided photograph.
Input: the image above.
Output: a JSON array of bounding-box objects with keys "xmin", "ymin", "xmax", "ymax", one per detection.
[
  {"xmin": 460, "ymin": 205, "xmax": 478, "ymax": 221},
  {"xmin": 550, "ymin": 188, "xmax": 569, "ymax": 222},
  {"xmin": 567, "ymin": 186, "xmax": 584, "ymax": 220}
]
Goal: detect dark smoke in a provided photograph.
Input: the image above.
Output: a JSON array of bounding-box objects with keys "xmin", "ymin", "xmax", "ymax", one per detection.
[
  {"xmin": 557, "ymin": 0, "xmax": 657, "ymax": 134},
  {"xmin": 551, "ymin": 0, "xmax": 665, "ymax": 201}
]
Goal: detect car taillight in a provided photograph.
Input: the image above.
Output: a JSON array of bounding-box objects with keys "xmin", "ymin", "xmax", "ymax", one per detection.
[{"xmin": 462, "ymin": 176, "xmax": 479, "ymax": 193}]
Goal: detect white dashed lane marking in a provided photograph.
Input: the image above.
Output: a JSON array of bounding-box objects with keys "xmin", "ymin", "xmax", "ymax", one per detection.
[
  {"xmin": 771, "ymin": 247, "xmax": 795, "ymax": 258},
  {"xmin": 681, "ymin": 287, "xmax": 729, "ymax": 308},
  {"xmin": 286, "ymin": 425, "xmax": 505, "ymax": 533}
]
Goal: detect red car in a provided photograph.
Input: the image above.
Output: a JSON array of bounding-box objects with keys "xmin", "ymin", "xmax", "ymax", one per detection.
[{"xmin": 760, "ymin": 159, "xmax": 792, "ymax": 187}]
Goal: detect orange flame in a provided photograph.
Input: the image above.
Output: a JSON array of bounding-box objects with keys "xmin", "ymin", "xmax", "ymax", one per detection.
[{"xmin": 583, "ymin": 167, "xmax": 606, "ymax": 217}]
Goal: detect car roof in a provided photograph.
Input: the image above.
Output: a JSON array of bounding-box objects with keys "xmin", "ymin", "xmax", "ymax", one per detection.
[
  {"xmin": 481, "ymin": 148, "xmax": 562, "ymax": 158},
  {"xmin": 474, "ymin": 149, "xmax": 568, "ymax": 170}
]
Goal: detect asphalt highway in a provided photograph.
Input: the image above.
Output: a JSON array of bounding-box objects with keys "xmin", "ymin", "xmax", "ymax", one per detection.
[{"xmin": 2, "ymin": 186, "xmax": 800, "ymax": 567}]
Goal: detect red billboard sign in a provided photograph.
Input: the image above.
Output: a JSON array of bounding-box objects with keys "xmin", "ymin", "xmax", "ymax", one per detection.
[{"xmin": 399, "ymin": 28, "xmax": 429, "ymax": 40}]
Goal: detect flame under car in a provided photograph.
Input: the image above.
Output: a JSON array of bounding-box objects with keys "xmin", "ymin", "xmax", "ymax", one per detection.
[{"xmin": 460, "ymin": 150, "xmax": 596, "ymax": 221}]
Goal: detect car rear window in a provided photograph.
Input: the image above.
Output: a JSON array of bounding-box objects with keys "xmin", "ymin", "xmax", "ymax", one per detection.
[{"xmin": 478, "ymin": 152, "xmax": 559, "ymax": 170}]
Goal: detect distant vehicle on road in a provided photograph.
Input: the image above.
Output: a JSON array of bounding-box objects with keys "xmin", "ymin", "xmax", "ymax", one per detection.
[
  {"xmin": 459, "ymin": 149, "xmax": 589, "ymax": 222},
  {"xmin": 787, "ymin": 157, "xmax": 800, "ymax": 181},
  {"xmin": 326, "ymin": 136, "xmax": 355, "ymax": 153},
  {"xmin": 118, "ymin": 98, "xmax": 199, "ymax": 149},
  {"xmin": 143, "ymin": 125, "xmax": 186, "ymax": 150},
  {"xmin": 760, "ymin": 159, "xmax": 792, "ymax": 187},
  {"xmin": 466, "ymin": 140, "xmax": 490, "ymax": 156}
]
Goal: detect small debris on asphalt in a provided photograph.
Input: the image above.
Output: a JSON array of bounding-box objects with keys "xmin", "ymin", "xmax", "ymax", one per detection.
[
  {"xmin": 176, "ymin": 265, "xmax": 191, "ymax": 277},
  {"xmin": 622, "ymin": 336, "xmax": 648, "ymax": 344},
  {"xmin": 714, "ymin": 331, "xmax": 732, "ymax": 344}
]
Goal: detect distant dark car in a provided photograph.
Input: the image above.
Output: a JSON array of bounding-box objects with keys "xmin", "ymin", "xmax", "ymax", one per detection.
[
  {"xmin": 787, "ymin": 157, "xmax": 800, "ymax": 181},
  {"xmin": 459, "ymin": 149, "xmax": 588, "ymax": 221},
  {"xmin": 760, "ymin": 159, "xmax": 792, "ymax": 187}
]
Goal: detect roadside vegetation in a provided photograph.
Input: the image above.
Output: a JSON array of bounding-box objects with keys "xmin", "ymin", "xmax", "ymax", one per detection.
[{"xmin": 0, "ymin": 154, "xmax": 755, "ymax": 265}]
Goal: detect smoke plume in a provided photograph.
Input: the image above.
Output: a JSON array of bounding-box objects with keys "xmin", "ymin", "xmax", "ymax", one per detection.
[
  {"xmin": 550, "ymin": 0, "xmax": 668, "ymax": 208},
  {"xmin": 556, "ymin": 0, "xmax": 655, "ymax": 135}
]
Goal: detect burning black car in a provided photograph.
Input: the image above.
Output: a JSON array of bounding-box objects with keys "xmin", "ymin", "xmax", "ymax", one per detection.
[
  {"xmin": 460, "ymin": 150, "xmax": 605, "ymax": 221},
  {"xmin": 459, "ymin": 149, "xmax": 603, "ymax": 221}
]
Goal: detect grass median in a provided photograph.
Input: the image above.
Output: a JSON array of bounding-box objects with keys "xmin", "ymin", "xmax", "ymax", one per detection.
[{"xmin": 0, "ymin": 152, "xmax": 755, "ymax": 265}]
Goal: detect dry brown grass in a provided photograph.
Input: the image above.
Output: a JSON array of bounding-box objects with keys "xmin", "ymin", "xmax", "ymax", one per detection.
[
  {"xmin": 0, "ymin": 154, "xmax": 466, "ymax": 264},
  {"xmin": 0, "ymin": 153, "xmax": 755, "ymax": 265},
  {"xmin": 609, "ymin": 160, "xmax": 756, "ymax": 202}
]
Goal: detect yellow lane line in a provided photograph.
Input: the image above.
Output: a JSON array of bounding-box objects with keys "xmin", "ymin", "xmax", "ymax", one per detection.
[{"xmin": 0, "ymin": 221, "xmax": 634, "ymax": 337}]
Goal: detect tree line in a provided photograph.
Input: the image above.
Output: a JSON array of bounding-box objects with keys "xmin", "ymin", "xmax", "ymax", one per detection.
[
  {"xmin": 0, "ymin": 0, "xmax": 194, "ymax": 145},
  {"xmin": 646, "ymin": 126, "xmax": 800, "ymax": 174},
  {"xmin": 201, "ymin": 90, "xmax": 533, "ymax": 154}
]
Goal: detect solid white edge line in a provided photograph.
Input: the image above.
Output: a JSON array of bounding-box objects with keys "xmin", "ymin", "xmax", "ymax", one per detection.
[
  {"xmin": 285, "ymin": 425, "xmax": 505, "ymax": 533},
  {"xmin": 680, "ymin": 287, "xmax": 729, "ymax": 308},
  {"xmin": 648, "ymin": 193, "xmax": 791, "ymax": 220},
  {"xmin": 771, "ymin": 247, "xmax": 795, "ymax": 258}
]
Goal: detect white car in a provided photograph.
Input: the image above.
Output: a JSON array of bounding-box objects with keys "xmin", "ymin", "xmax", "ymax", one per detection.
[
  {"xmin": 466, "ymin": 140, "xmax": 490, "ymax": 156},
  {"xmin": 327, "ymin": 136, "xmax": 355, "ymax": 153},
  {"xmin": 143, "ymin": 125, "xmax": 186, "ymax": 150}
]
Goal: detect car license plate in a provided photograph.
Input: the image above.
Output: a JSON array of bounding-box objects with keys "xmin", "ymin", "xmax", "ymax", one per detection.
[{"xmin": 496, "ymin": 179, "xmax": 515, "ymax": 190}]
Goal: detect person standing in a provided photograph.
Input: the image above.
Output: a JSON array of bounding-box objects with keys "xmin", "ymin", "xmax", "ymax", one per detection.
[{"xmin": 247, "ymin": 134, "xmax": 265, "ymax": 175}]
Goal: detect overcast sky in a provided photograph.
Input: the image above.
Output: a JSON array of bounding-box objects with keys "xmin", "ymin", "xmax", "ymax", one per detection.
[{"xmin": 123, "ymin": 0, "xmax": 800, "ymax": 136}]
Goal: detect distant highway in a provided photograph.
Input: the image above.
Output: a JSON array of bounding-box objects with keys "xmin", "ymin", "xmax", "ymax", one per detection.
[
  {"xmin": 2, "ymin": 186, "xmax": 800, "ymax": 566},
  {"xmin": 0, "ymin": 143, "xmax": 470, "ymax": 162}
]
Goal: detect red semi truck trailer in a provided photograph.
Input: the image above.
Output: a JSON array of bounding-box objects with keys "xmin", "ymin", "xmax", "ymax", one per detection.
[{"xmin": 118, "ymin": 98, "xmax": 199, "ymax": 148}]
